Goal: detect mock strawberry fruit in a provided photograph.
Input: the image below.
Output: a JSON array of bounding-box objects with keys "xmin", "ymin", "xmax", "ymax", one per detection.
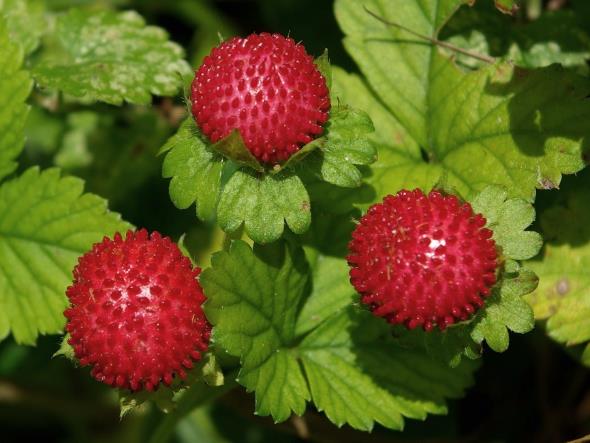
[
  {"xmin": 191, "ymin": 32, "xmax": 330, "ymax": 165},
  {"xmin": 347, "ymin": 189, "xmax": 498, "ymax": 331},
  {"xmin": 64, "ymin": 229, "xmax": 211, "ymax": 391}
]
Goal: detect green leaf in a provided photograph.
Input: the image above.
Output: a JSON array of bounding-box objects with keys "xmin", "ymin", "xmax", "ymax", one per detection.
[
  {"xmin": 314, "ymin": 50, "xmax": 332, "ymax": 89},
  {"xmin": 525, "ymin": 170, "xmax": 590, "ymax": 365},
  {"xmin": 301, "ymin": 105, "xmax": 376, "ymax": 188},
  {"xmin": 442, "ymin": 3, "xmax": 590, "ymax": 71},
  {"xmin": 217, "ymin": 169, "xmax": 311, "ymax": 244},
  {"xmin": 0, "ymin": 18, "xmax": 32, "ymax": 182},
  {"xmin": 299, "ymin": 307, "xmax": 476, "ymax": 431},
  {"xmin": 161, "ymin": 119, "xmax": 225, "ymax": 221},
  {"xmin": 202, "ymin": 239, "xmax": 476, "ymax": 429},
  {"xmin": 33, "ymin": 9, "xmax": 192, "ymax": 105},
  {"xmin": 295, "ymin": 254, "xmax": 354, "ymax": 336},
  {"xmin": 0, "ymin": 0, "xmax": 46, "ymax": 54},
  {"xmin": 335, "ymin": 0, "xmax": 589, "ymax": 203},
  {"xmin": 201, "ymin": 241, "xmax": 311, "ymax": 421},
  {"xmin": 0, "ymin": 167, "xmax": 131, "ymax": 344}
]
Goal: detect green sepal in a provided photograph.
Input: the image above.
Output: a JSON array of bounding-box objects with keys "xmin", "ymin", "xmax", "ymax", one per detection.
[
  {"xmin": 118, "ymin": 353, "xmax": 225, "ymax": 418},
  {"xmin": 210, "ymin": 129, "xmax": 264, "ymax": 172},
  {"xmin": 314, "ymin": 49, "xmax": 332, "ymax": 89}
]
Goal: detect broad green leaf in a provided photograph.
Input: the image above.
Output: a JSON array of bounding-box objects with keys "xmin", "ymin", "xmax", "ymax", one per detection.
[
  {"xmin": 217, "ymin": 170, "xmax": 311, "ymax": 244},
  {"xmin": 202, "ymin": 239, "xmax": 477, "ymax": 429},
  {"xmin": 33, "ymin": 9, "xmax": 192, "ymax": 105},
  {"xmin": 335, "ymin": 0, "xmax": 589, "ymax": 203},
  {"xmin": 0, "ymin": 0, "xmax": 45, "ymax": 54},
  {"xmin": 525, "ymin": 170, "xmax": 590, "ymax": 365},
  {"xmin": 161, "ymin": 118, "xmax": 224, "ymax": 221},
  {"xmin": 299, "ymin": 307, "xmax": 476, "ymax": 431},
  {"xmin": 0, "ymin": 19, "xmax": 32, "ymax": 182},
  {"xmin": 0, "ymin": 167, "xmax": 130, "ymax": 344},
  {"xmin": 201, "ymin": 241, "xmax": 311, "ymax": 421}
]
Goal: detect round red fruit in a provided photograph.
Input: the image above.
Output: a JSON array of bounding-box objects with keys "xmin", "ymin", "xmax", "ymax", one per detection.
[
  {"xmin": 191, "ymin": 32, "xmax": 330, "ymax": 165},
  {"xmin": 347, "ymin": 189, "xmax": 498, "ymax": 331},
  {"xmin": 64, "ymin": 229, "xmax": 211, "ymax": 391}
]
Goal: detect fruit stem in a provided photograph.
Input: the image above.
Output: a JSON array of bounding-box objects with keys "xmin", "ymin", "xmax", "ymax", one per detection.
[{"xmin": 364, "ymin": 7, "xmax": 496, "ymax": 64}]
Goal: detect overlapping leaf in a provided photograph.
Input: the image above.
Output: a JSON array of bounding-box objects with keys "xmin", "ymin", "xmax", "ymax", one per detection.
[
  {"xmin": 33, "ymin": 8, "xmax": 192, "ymax": 105},
  {"xmin": 0, "ymin": 168, "xmax": 130, "ymax": 344},
  {"xmin": 0, "ymin": 18, "xmax": 32, "ymax": 183},
  {"xmin": 334, "ymin": 0, "xmax": 590, "ymax": 205},
  {"xmin": 202, "ymin": 239, "xmax": 477, "ymax": 430},
  {"xmin": 525, "ymin": 169, "xmax": 590, "ymax": 366}
]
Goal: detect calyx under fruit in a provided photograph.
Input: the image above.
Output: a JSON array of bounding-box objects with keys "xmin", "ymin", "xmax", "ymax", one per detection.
[
  {"xmin": 347, "ymin": 189, "xmax": 498, "ymax": 331},
  {"xmin": 64, "ymin": 229, "xmax": 211, "ymax": 391},
  {"xmin": 191, "ymin": 32, "xmax": 330, "ymax": 165}
]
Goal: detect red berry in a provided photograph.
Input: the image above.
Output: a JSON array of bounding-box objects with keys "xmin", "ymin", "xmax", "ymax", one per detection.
[
  {"xmin": 191, "ymin": 32, "xmax": 330, "ymax": 165},
  {"xmin": 64, "ymin": 229, "xmax": 211, "ymax": 391},
  {"xmin": 347, "ymin": 189, "xmax": 498, "ymax": 331}
]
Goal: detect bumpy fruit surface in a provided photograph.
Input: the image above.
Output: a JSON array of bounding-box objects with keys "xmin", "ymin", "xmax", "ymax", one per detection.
[
  {"xmin": 64, "ymin": 229, "xmax": 211, "ymax": 391},
  {"xmin": 347, "ymin": 189, "xmax": 498, "ymax": 331},
  {"xmin": 191, "ymin": 32, "xmax": 330, "ymax": 165}
]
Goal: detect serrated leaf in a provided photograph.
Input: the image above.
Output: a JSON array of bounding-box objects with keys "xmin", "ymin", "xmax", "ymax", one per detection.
[
  {"xmin": 33, "ymin": 8, "xmax": 191, "ymax": 105},
  {"xmin": 0, "ymin": 167, "xmax": 131, "ymax": 344},
  {"xmin": 0, "ymin": 0, "xmax": 46, "ymax": 54},
  {"xmin": 0, "ymin": 18, "xmax": 32, "ymax": 183},
  {"xmin": 335, "ymin": 0, "xmax": 590, "ymax": 203},
  {"xmin": 201, "ymin": 241, "xmax": 311, "ymax": 421},
  {"xmin": 299, "ymin": 307, "xmax": 476, "ymax": 431},
  {"xmin": 161, "ymin": 118, "xmax": 224, "ymax": 221},
  {"xmin": 217, "ymin": 169, "xmax": 311, "ymax": 244},
  {"xmin": 301, "ymin": 105, "xmax": 376, "ymax": 188},
  {"xmin": 525, "ymin": 170, "xmax": 590, "ymax": 364}
]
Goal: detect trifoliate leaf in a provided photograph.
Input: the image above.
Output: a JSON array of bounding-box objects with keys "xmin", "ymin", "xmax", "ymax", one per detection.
[
  {"xmin": 0, "ymin": 18, "xmax": 32, "ymax": 183},
  {"xmin": 525, "ymin": 170, "xmax": 590, "ymax": 365},
  {"xmin": 0, "ymin": 167, "xmax": 130, "ymax": 344},
  {"xmin": 201, "ymin": 241, "xmax": 311, "ymax": 422},
  {"xmin": 299, "ymin": 307, "xmax": 476, "ymax": 431},
  {"xmin": 202, "ymin": 239, "xmax": 477, "ymax": 429},
  {"xmin": 33, "ymin": 8, "xmax": 192, "ymax": 105},
  {"xmin": 335, "ymin": 0, "xmax": 589, "ymax": 203},
  {"xmin": 0, "ymin": 0, "xmax": 45, "ymax": 55},
  {"xmin": 161, "ymin": 118, "xmax": 224, "ymax": 221},
  {"xmin": 217, "ymin": 169, "xmax": 311, "ymax": 244}
]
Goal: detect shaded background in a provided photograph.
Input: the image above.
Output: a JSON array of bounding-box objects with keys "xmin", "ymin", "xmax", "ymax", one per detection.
[{"xmin": 4, "ymin": 0, "xmax": 590, "ymax": 442}]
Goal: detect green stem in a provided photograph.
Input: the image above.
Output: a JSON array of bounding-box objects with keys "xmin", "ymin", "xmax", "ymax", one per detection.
[{"xmin": 149, "ymin": 371, "xmax": 239, "ymax": 443}]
